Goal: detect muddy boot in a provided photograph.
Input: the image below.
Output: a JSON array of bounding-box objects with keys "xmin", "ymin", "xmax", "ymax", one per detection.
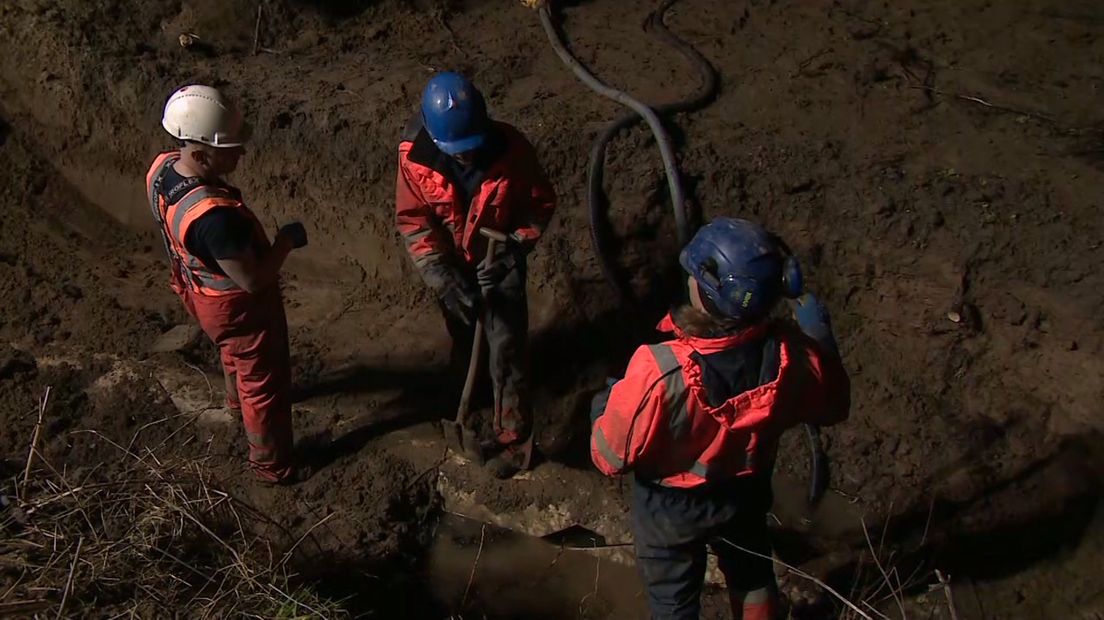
[{"xmin": 485, "ymin": 436, "xmax": 533, "ymax": 479}]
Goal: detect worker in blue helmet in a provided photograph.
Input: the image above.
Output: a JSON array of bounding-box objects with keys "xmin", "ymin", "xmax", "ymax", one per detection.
[
  {"xmin": 396, "ymin": 72, "xmax": 557, "ymax": 478},
  {"xmin": 589, "ymin": 217, "xmax": 850, "ymax": 619}
]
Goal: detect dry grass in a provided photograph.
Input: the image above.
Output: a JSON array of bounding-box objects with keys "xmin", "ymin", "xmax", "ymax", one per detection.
[
  {"xmin": 722, "ymin": 503, "xmax": 962, "ymax": 620},
  {"xmin": 0, "ymin": 403, "xmax": 347, "ymax": 619}
]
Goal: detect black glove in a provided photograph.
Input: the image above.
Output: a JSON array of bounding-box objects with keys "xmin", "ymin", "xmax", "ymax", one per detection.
[
  {"xmin": 423, "ymin": 262, "xmax": 481, "ymax": 327},
  {"xmin": 476, "ymin": 236, "xmax": 524, "ymax": 289},
  {"xmin": 440, "ymin": 281, "xmax": 481, "ymax": 327},
  {"xmin": 279, "ymin": 222, "xmax": 308, "ymax": 249}
]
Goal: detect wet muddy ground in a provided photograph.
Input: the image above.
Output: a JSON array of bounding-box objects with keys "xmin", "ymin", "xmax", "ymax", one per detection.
[{"xmin": 1, "ymin": 0, "xmax": 1102, "ymax": 617}]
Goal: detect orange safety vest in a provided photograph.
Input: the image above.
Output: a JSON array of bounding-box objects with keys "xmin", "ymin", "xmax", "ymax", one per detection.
[
  {"xmin": 145, "ymin": 152, "xmax": 267, "ymax": 297},
  {"xmin": 591, "ymin": 316, "xmax": 850, "ymax": 488}
]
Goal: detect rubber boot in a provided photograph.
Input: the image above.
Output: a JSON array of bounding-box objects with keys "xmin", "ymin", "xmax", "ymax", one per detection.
[
  {"xmin": 485, "ymin": 438, "xmax": 532, "ymax": 479},
  {"xmin": 730, "ymin": 587, "xmax": 779, "ymax": 620}
]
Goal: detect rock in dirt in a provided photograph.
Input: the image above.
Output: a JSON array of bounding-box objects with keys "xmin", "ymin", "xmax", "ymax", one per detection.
[
  {"xmin": 0, "ymin": 346, "xmax": 36, "ymax": 380},
  {"xmin": 149, "ymin": 324, "xmax": 203, "ymax": 353}
]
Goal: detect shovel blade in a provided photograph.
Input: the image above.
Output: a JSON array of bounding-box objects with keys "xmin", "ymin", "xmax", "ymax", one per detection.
[{"xmin": 439, "ymin": 419, "xmax": 486, "ymax": 464}]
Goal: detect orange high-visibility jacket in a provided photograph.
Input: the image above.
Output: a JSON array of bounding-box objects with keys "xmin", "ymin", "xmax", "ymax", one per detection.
[
  {"xmin": 396, "ymin": 121, "xmax": 556, "ymax": 270},
  {"xmin": 591, "ymin": 315, "xmax": 850, "ymax": 488},
  {"xmin": 146, "ymin": 152, "xmax": 267, "ymax": 296}
]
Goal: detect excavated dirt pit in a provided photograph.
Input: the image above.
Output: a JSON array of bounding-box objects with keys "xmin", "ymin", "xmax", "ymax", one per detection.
[{"xmin": 2, "ymin": 0, "xmax": 1104, "ymax": 617}]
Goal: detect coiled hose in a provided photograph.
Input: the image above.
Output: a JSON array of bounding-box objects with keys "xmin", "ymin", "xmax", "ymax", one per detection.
[
  {"xmin": 586, "ymin": 0, "xmax": 718, "ymax": 302},
  {"xmin": 538, "ymin": 1, "xmax": 827, "ymax": 506},
  {"xmin": 538, "ymin": 4, "xmax": 689, "ymax": 247}
]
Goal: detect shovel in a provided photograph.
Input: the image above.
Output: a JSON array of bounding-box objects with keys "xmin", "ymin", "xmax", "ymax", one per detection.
[{"xmin": 441, "ymin": 227, "xmax": 507, "ymax": 463}]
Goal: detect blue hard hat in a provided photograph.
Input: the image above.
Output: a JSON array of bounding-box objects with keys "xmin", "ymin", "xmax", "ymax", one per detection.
[
  {"xmin": 421, "ymin": 72, "xmax": 489, "ymax": 155},
  {"xmin": 679, "ymin": 217, "xmax": 803, "ymax": 321}
]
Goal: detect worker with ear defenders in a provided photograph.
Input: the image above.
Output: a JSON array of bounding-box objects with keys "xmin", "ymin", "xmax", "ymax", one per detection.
[{"xmin": 589, "ymin": 217, "xmax": 851, "ymax": 619}]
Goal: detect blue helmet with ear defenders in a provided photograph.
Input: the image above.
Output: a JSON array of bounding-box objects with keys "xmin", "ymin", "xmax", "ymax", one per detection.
[{"xmin": 679, "ymin": 217, "xmax": 803, "ymax": 321}]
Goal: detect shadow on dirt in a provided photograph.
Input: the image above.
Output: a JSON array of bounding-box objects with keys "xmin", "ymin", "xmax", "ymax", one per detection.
[
  {"xmin": 814, "ymin": 434, "xmax": 1103, "ymax": 607},
  {"xmin": 294, "ymin": 362, "xmax": 451, "ymax": 469},
  {"xmin": 290, "ymin": 0, "xmax": 382, "ymax": 20}
]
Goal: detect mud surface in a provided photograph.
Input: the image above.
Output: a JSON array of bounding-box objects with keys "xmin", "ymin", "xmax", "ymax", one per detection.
[{"xmin": 1, "ymin": 0, "xmax": 1103, "ymax": 617}]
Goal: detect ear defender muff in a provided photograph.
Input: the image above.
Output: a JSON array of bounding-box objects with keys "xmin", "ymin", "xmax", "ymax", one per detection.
[
  {"xmin": 719, "ymin": 273, "xmax": 769, "ymax": 317},
  {"xmin": 770, "ymin": 234, "xmax": 804, "ymax": 299},
  {"xmin": 781, "ymin": 255, "xmax": 803, "ymax": 299}
]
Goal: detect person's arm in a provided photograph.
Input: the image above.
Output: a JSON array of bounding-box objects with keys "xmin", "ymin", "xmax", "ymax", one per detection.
[
  {"xmin": 774, "ymin": 294, "xmax": 851, "ymax": 427},
  {"xmin": 508, "ymin": 137, "xmax": 556, "ymax": 249},
  {"xmin": 396, "ymin": 156, "xmax": 451, "ymax": 272},
  {"xmin": 186, "ymin": 208, "xmax": 303, "ymax": 294},
  {"xmin": 216, "ymin": 233, "xmax": 294, "ymax": 294},
  {"xmin": 395, "ymin": 153, "xmax": 481, "ymax": 325},
  {"xmin": 590, "ymin": 346, "xmax": 667, "ymax": 476}
]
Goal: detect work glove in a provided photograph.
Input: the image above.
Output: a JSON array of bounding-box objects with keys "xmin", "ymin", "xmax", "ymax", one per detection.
[
  {"xmin": 476, "ymin": 234, "xmax": 526, "ymax": 290},
  {"xmin": 424, "ymin": 262, "xmax": 481, "ymax": 328},
  {"xmin": 790, "ymin": 293, "xmax": 839, "ymax": 356},
  {"xmin": 278, "ymin": 222, "xmax": 308, "ymax": 249},
  {"xmin": 440, "ymin": 281, "xmax": 481, "ymax": 328}
]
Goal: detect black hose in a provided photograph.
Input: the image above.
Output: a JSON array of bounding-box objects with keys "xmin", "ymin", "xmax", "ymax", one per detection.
[
  {"xmin": 804, "ymin": 424, "xmax": 829, "ymax": 506},
  {"xmin": 541, "ymin": 1, "xmax": 828, "ymax": 507},
  {"xmin": 587, "ymin": 0, "xmax": 718, "ymax": 302},
  {"xmin": 539, "ymin": 5, "xmax": 689, "ymax": 246}
]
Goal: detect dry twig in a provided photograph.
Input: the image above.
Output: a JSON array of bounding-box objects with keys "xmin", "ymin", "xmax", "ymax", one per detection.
[
  {"xmin": 460, "ymin": 524, "xmax": 487, "ymax": 609},
  {"xmin": 21, "ymin": 387, "xmax": 50, "ymax": 497},
  {"xmin": 935, "ymin": 570, "xmax": 960, "ymax": 620},
  {"xmin": 861, "ymin": 518, "xmax": 906, "ymax": 619},
  {"xmin": 578, "ymin": 540, "xmax": 602, "ymax": 614},
  {"xmin": 909, "ymin": 85, "xmax": 1058, "ymax": 125},
  {"xmin": 719, "ymin": 537, "xmax": 873, "ymax": 620},
  {"xmin": 252, "ymin": 1, "xmax": 263, "ymax": 56},
  {"xmin": 56, "ymin": 536, "xmax": 82, "ymax": 619}
]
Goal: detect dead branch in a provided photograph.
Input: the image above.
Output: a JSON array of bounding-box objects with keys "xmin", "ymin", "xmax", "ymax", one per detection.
[
  {"xmin": 21, "ymin": 387, "xmax": 50, "ymax": 498},
  {"xmin": 277, "ymin": 512, "xmax": 336, "ymax": 570},
  {"xmin": 56, "ymin": 536, "xmax": 82, "ymax": 619},
  {"xmin": 861, "ymin": 518, "xmax": 906, "ymax": 619},
  {"xmin": 935, "ymin": 570, "xmax": 960, "ymax": 620},
  {"xmin": 719, "ymin": 537, "xmax": 873, "ymax": 620},
  {"xmin": 909, "ymin": 85, "xmax": 1059, "ymax": 126},
  {"xmin": 252, "ymin": 1, "xmax": 263, "ymax": 56},
  {"xmin": 460, "ymin": 523, "xmax": 487, "ymax": 609}
]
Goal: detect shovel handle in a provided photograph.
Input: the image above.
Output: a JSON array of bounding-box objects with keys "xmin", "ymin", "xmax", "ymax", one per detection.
[
  {"xmin": 479, "ymin": 228, "xmax": 509, "ymax": 243},
  {"xmin": 455, "ymin": 316, "xmax": 484, "ymax": 424},
  {"xmin": 456, "ymin": 228, "xmax": 506, "ymax": 424}
]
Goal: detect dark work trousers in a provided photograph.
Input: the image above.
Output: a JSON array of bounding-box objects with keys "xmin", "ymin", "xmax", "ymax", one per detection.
[
  {"xmin": 631, "ymin": 473, "xmax": 776, "ymax": 620},
  {"xmin": 442, "ymin": 256, "xmax": 531, "ymax": 445}
]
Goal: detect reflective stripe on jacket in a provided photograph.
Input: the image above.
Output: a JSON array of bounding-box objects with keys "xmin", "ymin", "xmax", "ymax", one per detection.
[
  {"xmin": 146, "ymin": 152, "xmax": 267, "ymax": 297},
  {"xmin": 395, "ymin": 120, "xmax": 556, "ymax": 270},
  {"xmin": 591, "ymin": 314, "xmax": 850, "ymax": 488}
]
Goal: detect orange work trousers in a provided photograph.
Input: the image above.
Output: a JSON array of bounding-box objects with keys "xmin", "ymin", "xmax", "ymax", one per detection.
[{"xmin": 177, "ymin": 283, "xmax": 295, "ymax": 482}]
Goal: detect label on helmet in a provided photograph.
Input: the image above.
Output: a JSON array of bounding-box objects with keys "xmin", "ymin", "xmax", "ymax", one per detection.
[{"xmin": 742, "ymin": 291, "xmax": 753, "ymax": 308}]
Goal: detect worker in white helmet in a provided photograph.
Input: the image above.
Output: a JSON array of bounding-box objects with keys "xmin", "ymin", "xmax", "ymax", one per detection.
[{"xmin": 146, "ymin": 85, "xmax": 307, "ymax": 483}]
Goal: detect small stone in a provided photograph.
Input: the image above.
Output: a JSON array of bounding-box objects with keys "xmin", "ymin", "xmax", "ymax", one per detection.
[{"xmin": 947, "ymin": 311, "xmax": 962, "ymax": 323}]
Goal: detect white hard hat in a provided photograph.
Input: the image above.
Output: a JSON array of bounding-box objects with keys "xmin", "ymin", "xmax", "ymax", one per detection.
[{"xmin": 161, "ymin": 85, "xmax": 251, "ymax": 148}]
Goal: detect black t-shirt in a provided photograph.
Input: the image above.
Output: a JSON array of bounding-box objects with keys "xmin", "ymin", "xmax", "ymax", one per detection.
[{"xmin": 161, "ymin": 165, "xmax": 255, "ymax": 275}]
